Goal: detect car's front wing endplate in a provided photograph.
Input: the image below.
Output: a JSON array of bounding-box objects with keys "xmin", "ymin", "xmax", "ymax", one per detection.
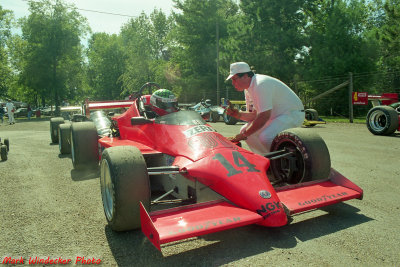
[{"xmin": 140, "ymin": 200, "xmax": 263, "ymax": 251}]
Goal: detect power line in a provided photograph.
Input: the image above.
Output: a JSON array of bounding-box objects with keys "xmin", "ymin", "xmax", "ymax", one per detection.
[{"xmin": 20, "ymin": 0, "xmax": 138, "ymax": 18}]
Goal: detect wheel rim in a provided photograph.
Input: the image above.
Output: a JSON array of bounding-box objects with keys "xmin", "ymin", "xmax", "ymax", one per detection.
[
  {"xmin": 101, "ymin": 159, "xmax": 114, "ymax": 221},
  {"xmin": 272, "ymin": 140, "xmax": 306, "ymax": 184},
  {"xmin": 369, "ymin": 110, "xmax": 387, "ymax": 132}
]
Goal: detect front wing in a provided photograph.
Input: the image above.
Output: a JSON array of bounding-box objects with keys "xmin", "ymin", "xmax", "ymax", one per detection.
[{"xmin": 141, "ymin": 168, "xmax": 363, "ymax": 250}]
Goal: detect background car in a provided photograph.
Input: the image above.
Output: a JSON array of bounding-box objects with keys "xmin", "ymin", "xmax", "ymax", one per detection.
[{"xmin": 14, "ymin": 108, "xmax": 29, "ymax": 118}]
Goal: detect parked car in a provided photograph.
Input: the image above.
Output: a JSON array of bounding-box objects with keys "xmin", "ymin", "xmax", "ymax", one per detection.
[{"xmin": 14, "ymin": 108, "xmax": 29, "ymax": 118}]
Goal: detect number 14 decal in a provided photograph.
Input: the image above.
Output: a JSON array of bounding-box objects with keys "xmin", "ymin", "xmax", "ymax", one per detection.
[{"xmin": 213, "ymin": 151, "xmax": 261, "ymax": 177}]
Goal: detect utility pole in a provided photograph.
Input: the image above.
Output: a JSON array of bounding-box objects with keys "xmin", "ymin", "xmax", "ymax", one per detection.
[
  {"xmin": 216, "ymin": 20, "xmax": 220, "ymax": 105},
  {"xmin": 349, "ymin": 72, "xmax": 353, "ymax": 123}
]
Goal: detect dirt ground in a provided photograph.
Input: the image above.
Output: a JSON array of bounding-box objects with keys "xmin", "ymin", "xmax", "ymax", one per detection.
[{"xmin": 0, "ymin": 118, "xmax": 399, "ymax": 266}]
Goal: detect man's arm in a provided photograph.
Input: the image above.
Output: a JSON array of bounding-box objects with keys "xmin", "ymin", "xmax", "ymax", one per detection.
[{"xmin": 229, "ymin": 110, "xmax": 271, "ymax": 142}]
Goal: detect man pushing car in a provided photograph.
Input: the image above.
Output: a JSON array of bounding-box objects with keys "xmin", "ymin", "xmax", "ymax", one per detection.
[{"xmin": 225, "ymin": 62, "xmax": 305, "ymax": 155}]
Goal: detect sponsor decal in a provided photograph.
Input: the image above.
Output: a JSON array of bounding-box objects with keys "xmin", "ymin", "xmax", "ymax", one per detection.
[
  {"xmin": 167, "ymin": 217, "xmax": 241, "ymax": 236},
  {"xmin": 256, "ymin": 201, "xmax": 282, "ymax": 219},
  {"xmin": 184, "ymin": 125, "xmax": 217, "ymax": 138},
  {"xmin": 298, "ymin": 192, "xmax": 348, "ymax": 206}
]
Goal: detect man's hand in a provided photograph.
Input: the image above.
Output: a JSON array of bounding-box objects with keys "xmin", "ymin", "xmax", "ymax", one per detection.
[
  {"xmin": 227, "ymin": 132, "xmax": 247, "ymax": 142},
  {"xmin": 226, "ymin": 100, "xmax": 239, "ymax": 118}
]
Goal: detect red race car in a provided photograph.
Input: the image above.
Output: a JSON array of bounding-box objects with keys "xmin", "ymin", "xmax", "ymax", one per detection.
[{"xmin": 69, "ymin": 82, "xmax": 363, "ymax": 251}]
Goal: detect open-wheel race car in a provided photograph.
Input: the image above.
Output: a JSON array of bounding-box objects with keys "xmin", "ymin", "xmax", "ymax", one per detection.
[
  {"xmin": 187, "ymin": 99, "xmax": 224, "ymax": 122},
  {"xmin": 366, "ymin": 93, "xmax": 400, "ymax": 135},
  {"xmin": 68, "ymin": 82, "xmax": 363, "ymax": 251}
]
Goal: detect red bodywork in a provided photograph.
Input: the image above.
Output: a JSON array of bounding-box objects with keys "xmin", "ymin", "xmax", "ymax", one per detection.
[{"xmin": 97, "ymin": 97, "xmax": 363, "ymax": 250}]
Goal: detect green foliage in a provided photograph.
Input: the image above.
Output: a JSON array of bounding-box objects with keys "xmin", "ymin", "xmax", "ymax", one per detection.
[
  {"xmin": 0, "ymin": 5, "xmax": 13, "ymax": 97},
  {"xmin": 16, "ymin": 0, "xmax": 89, "ymax": 107},
  {"xmin": 87, "ymin": 33, "xmax": 126, "ymax": 100}
]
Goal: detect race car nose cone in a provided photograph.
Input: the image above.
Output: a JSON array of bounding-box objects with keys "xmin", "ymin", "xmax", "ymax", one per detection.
[{"xmin": 259, "ymin": 190, "xmax": 271, "ymax": 199}]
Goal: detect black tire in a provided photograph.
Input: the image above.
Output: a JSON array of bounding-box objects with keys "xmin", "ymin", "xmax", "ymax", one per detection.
[
  {"xmin": 210, "ymin": 111, "xmax": 220, "ymax": 122},
  {"xmin": 100, "ymin": 146, "xmax": 151, "ymax": 231},
  {"xmin": 4, "ymin": 138, "xmax": 9, "ymax": 152},
  {"xmin": 223, "ymin": 108, "xmax": 239, "ymax": 125},
  {"xmin": 50, "ymin": 117, "xmax": 65, "ymax": 143},
  {"xmin": 59, "ymin": 123, "xmax": 72, "ymax": 154},
  {"xmin": 1, "ymin": 145, "xmax": 7, "ymax": 161},
  {"xmin": 270, "ymin": 128, "xmax": 331, "ymax": 184},
  {"xmin": 70, "ymin": 122, "xmax": 99, "ymax": 170},
  {"xmin": 366, "ymin": 106, "xmax": 399, "ymax": 135},
  {"xmin": 305, "ymin": 109, "xmax": 319, "ymax": 121}
]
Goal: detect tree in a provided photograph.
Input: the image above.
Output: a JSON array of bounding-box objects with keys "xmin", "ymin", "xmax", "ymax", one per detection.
[
  {"xmin": 376, "ymin": 0, "xmax": 400, "ymax": 91},
  {"xmin": 170, "ymin": 0, "xmax": 236, "ymax": 103},
  {"xmin": 0, "ymin": 5, "xmax": 13, "ymax": 98},
  {"xmin": 87, "ymin": 33, "xmax": 126, "ymax": 100},
  {"xmin": 18, "ymin": 0, "xmax": 89, "ymax": 108},
  {"xmin": 300, "ymin": 0, "xmax": 378, "ymax": 115},
  {"xmin": 119, "ymin": 9, "xmax": 174, "ymax": 97}
]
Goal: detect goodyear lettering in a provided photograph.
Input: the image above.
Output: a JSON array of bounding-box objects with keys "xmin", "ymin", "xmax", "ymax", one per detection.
[
  {"xmin": 167, "ymin": 217, "xmax": 241, "ymax": 236},
  {"xmin": 298, "ymin": 192, "xmax": 348, "ymax": 206},
  {"xmin": 184, "ymin": 125, "xmax": 217, "ymax": 138},
  {"xmin": 256, "ymin": 201, "xmax": 282, "ymax": 219}
]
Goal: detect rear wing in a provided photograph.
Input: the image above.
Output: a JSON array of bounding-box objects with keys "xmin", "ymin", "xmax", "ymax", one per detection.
[
  {"xmin": 368, "ymin": 93, "xmax": 398, "ymax": 106},
  {"xmin": 83, "ymin": 99, "xmax": 134, "ymax": 117}
]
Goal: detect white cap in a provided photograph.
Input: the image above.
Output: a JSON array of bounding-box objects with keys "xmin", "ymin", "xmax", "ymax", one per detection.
[{"xmin": 226, "ymin": 62, "xmax": 251, "ymax": 80}]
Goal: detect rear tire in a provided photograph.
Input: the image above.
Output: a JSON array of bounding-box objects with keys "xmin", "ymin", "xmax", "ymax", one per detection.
[
  {"xmin": 100, "ymin": 146, "xmax": 151, "ymax": 231},
  {"xmin": 59, "ymin": 123, "xmax": 72, "ymax": 154},
  {"xmin": 366, "ymin": 106, "xmax": 399, "ymax": 135},
  {"xmin": 305, "ymin": 109, "xmax": 318, "ymax": 121},
  {"xmin": 210, "ymin": 111, "xmax": 220, "ymax": 122},
  {"xmin": 1, "ymin": 145, "xmax": 7, "ymax": 161},
  {"xmin": 50, "ymin": 117, "xmax": 65, "ymax": 143},
  {"xmin": 70, "ymin": 122, "xmax": 99, "ymax": 170},
  {"xmin": 270, "ymin": 128, "xmax": 331, "ymax": 184},
  {"xmin": 4, "ymin": 138, "xmax": 9, "ymax": 152}
]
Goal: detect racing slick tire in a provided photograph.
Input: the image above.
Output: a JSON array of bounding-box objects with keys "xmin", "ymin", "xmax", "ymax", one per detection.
[
  {"xmin": 100, "ymin": 146, "xmax": 151, "ymax": 231},
  {"xmin": 70, "ymin": 122, "xmax": 98, "ymax": 170},
  {"xmin": 1, "ymin": 145, "xmax": 7, "ymax": 161},
  {"xmin": 270, "ymin": 128, "xmax": 331, "ymax": 184},
  {"xmin": 50, "ymin": 117, "xmax": 65, "ymax": 144},
  {"xmin": 58, "ymin": 123, "xmax": 72, "ymax": 155},
  {"xmin": 366, "ymin": 106, "xmax": 399, "ymax": 135},
  {"xmin": 305, "ymin": 109, "xmax": 318, "ymax": 121},
  {"xmin": 4, "ymin": 138, "xmax": 9, "ymax": 152},
  {"xmin": 223, "ymin": 109, "xmax": 239, "ymax": 125},
  {"xmin": 210, "ymin": 111, "xmax": 220, "ymax": 122}
]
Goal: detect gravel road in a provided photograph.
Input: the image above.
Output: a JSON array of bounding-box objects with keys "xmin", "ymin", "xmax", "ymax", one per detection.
[{"xmin": 0, "ymin": 119, "xmax": 399, "ymax": 266}]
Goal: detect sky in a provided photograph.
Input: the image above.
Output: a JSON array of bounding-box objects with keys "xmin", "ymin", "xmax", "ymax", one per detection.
[{"xmin": 1, "ymin": 0, "xmax": 177, "ymax": 34}]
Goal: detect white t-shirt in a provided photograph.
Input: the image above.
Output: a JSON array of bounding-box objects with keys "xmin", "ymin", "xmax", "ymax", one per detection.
[
  {"xmin": 245, "ymin": 74, "xmax": 303, "ymax": 120},
  {"xmin": 6, "ymin": 102, "xmax": 15, "ymax": 113}
]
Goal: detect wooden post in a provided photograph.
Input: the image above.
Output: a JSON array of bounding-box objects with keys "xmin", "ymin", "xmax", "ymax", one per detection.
[{"xmin": 349, "ymin": 72, "xmax": 353, "ymax": 123}]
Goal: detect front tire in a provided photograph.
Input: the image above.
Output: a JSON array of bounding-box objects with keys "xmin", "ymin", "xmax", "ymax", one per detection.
[
  {"xmin": 100, "ymin": 146, "xmax": 151, "ymax": 231},
  {"xmin": 305, "ymin": 109, "xmax": 319, "ymax": 121},
  {"xmin": 366, "ymin": 106, "xmax": 399, "ymax": 135},
  {"xmin": 270, "ymin": 128, "xmax": 331, "ymax": 184},
  {"xmin": 70, "ymin": 122, "xmax": 98, "ymax": 170}
]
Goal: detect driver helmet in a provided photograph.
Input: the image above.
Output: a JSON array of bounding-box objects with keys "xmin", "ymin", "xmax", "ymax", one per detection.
[
  {"xmin": 204, "ymin": 99, "xmax": 212, "ymax": 106},
  {"xmin": 150, "ymin": 89, "xmax": 179, "ymax": 114}
]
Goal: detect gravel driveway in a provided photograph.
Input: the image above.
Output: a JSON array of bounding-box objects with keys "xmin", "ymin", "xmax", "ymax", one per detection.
[{"xmin": 0, "ymin": 119, "xmax": 399, "ymax": 266}]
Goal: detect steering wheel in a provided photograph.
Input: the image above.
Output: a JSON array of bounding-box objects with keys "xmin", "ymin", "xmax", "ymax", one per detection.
[
  {"xmin": 131, "ymin": 82, "xmax": 161, "ymax": 100},
  {"xmin": 132, "ymin": 82, "xmax": 161, "ymax": 118}
]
